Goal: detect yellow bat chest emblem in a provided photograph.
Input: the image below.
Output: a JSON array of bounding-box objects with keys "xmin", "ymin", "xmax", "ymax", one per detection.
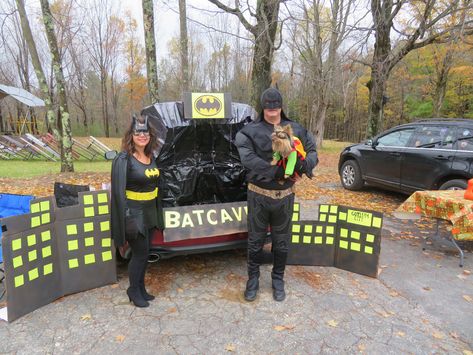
[
  {"xmin": 194, "ymin": 95, "xmax": 222, "ymax": 116},
  {"xmin": 145, "ymin": 168, "xmax": 160, "ymax": 178}
]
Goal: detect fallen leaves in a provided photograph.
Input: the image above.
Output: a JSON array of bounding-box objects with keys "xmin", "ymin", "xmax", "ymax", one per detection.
[
  {"xmin": 115, "ymin": 335, "xmax": 126, "ymax": 343},
  {"xmin": 396, "ymin": 331, "xmax": 406, "ymax": 337},
  {"xmin": 225, "ymin": 344, "xmax": 236, "ymax": 352},
  {"xmin": 274, "ymin": 324, "xmax": 295, "ymax": 331},
  {"xmin": 80, "ymin": 314, "xmax": 92, "ymax": 321},
  {"xmin": 327, "ymin": 319, "xmax": 338, "ymax": 327},
  {"xmin": 463, "ymin": 295, "xmax": 473, "ymax": 303},
  {"xmin": 432, "ymin": 331, "xmax": 445, "ymax": 339}
]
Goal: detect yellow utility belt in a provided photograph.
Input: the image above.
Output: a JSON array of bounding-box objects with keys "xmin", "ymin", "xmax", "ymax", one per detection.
[{"xmin": 125, "ymin": 188, "xmax": 158, "ymax": 201}]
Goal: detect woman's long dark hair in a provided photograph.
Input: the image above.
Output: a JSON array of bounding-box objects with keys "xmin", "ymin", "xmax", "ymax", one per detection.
[{"xmin": 121, "ymin": 116, "xmax": 159, "ymax": 157}]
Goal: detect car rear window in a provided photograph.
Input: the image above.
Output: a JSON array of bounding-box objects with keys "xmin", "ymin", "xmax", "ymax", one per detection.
[
  {"xmin": 455, "ymin": 127, "xmax": 473, "ymax": 151},
  {"xmin": 412, "ymin": 125, "xmax": 455, "ymax": 149}
]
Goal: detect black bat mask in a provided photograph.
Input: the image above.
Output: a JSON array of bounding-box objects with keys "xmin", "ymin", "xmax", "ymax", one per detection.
[{"xmin": 132, "ymin": 115, "xmax": 149, "ymax": 132}]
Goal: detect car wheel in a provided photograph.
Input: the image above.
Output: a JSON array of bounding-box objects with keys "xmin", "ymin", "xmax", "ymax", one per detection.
[
  {"xmin": 439, "ymin": 179, "xmax": 468, "ymax": 190},
  {"xmin": 340, "ymin": 160, "xmax": 364, "ymax": 190}
]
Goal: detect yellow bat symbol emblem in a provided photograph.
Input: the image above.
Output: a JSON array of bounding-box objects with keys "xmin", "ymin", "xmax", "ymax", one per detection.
[
  {"xmin": 145, "ymin": 168, "xmax": 160, "ymax": 178},
  {"xmin": 194, "ymin": 95, "xmax": 222, "ymax": 116}
]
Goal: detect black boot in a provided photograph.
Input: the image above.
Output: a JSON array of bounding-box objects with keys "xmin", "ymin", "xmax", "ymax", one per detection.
[
  {"xmin": 139, "ymin": 266, "xmax": 155, "ymax": 301},
  {"xmin": 127, "ymin": 287, "xmax": 149, "ymax": 308},
  {"xmin": 244, "ymin": 252, "xmax": 260, "ymax": 302},
  {"xmin": 272, "ymin": 251, "xmax": 288, "ymax": 302},
  {"xmin": 244, "ymin": 277, "xmax": 259, "ymax": 302}
]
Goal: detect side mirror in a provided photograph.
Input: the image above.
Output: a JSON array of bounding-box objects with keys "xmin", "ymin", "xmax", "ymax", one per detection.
[
  {"xmin": 104, "ymin": 150, "xmax": 117, "ymax": 160},
  {"xmin": 365, "ymin": 139, "xmax": 373, "ymax": 146}
]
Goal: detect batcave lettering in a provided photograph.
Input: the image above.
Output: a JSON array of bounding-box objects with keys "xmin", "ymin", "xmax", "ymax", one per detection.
[{"xmin": 165, "ymin": 205, "xmax": 248, "ymax": 228}]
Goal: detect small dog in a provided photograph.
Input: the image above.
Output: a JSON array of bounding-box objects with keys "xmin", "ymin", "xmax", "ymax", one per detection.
[{"xmin": 271, "ymin": 124, "xmax": 298, "ymax": 180}]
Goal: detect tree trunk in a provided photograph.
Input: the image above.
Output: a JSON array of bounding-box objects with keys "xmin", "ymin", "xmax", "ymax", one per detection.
[
  {"xmin": 432, "ymin": 50, "xmax": 453, "ymax": 117},
  {"xmin": 179, "ymin": 0, "xmax": 189, "ymax": 92},
  {"xmin": 39, "ymin": 0, "xmax": 74, "ymax": 172},
  {"xmin": 142, "ymin": 0, "xmax": 159, "ymax": 103},
  {"xmin": 15, "ymin": 0, "xmax": 58, "ymax": 138}
]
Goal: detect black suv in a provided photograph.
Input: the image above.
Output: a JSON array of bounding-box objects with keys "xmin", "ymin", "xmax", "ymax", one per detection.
[{"xmin": 339, "ymin": 119, "xmax": 473, "ymax": 194}]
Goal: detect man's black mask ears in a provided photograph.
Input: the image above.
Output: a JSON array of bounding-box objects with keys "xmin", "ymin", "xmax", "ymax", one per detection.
[{"xmin": 261, "ymin": 88, "xmax": 283, "ymax": 109}]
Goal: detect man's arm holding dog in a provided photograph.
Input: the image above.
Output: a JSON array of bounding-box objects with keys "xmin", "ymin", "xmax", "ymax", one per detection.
[
  {"xmin": 235, "ymin": 131, "xmax": 284, "ymax": 180},
  {"xmin": 293, "ymin": 125, "xmax": 318, "ymax": 178}
]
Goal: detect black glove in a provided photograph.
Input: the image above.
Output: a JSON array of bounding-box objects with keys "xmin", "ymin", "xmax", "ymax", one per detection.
[
  {"xmin": 293, "ymin": 158, "xmax": 307, "ymax": 177},
  {"xmin": 274, "ymin": 164, "xmax": 285, "ymax": 180}
]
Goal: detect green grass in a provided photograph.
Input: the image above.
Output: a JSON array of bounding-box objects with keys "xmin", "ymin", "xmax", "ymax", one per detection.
[
  {"xmin": 0, "ymin": 160, "xmax": 112, "ymax": 178},
  {"xmin": 320, "ymin": 139, "xmax": 353, "ymax": 153}
]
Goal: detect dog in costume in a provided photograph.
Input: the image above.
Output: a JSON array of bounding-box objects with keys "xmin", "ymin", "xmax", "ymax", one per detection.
[{"xmin": 271, "ymin": 124, "xmax": 306, "ymax": 181}]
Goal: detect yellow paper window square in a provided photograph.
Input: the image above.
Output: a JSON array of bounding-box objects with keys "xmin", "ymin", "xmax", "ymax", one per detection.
[
  {"xmin": 97, "ymin": 193, "xmax": 108, "ymax": 204},
  {"xmin": 84, "ymin": 254, "xmax": 96, "ymax": 264},
  {"xmin": 31, "ymin": 216, "xmax": 41, "ymax": 228},
  {"xmin": 328, "ymin": 215, "xmax": 337, "ymax": 223},
  {"xmin": 303, "ymin": 235, "xmax": 311, "ymax": 243},
  {"xmin": 85, "ymin": 237, "xmax": 94, "ymax": 247},
  {"xmin": 42, "ymin": 246, "xmax": 52, "ymax": 258},
  {"xmin": 84, "ymin": 207, "xmax": 95, "ymax": 217},
  {"xmin": 339, "ymin": 212, "xmax": 347, "ymax": 220},
  {"xmin": 13, "ymin": 256, "xmax": 23, "ymax": 268},
  {"xmin": 304, "ymin": 225, "xmax": 313, "ymax": 234},
  {"xmin": 319, "ymin": 214, "xmax": 327, "ymax": 222},
  {"xmin": 101, "ymin": 238, "xmax": 111, "ymax": 247},
  {"xmin": 68, "ymin": 240, "xmax": 79, "ymax": 251},
  {"xmin": 326, "ymin": 236, "xmax": 334, "ymax": 245},
  {"xmin": 316, "ymin": 226, "xmax": 323, "ymax": 233},
  {"xmin": 30, "ymin": 203, "xmax": 40, "ymax": 213},
  {"xmin": 320, "ymin": 205, "xmax": 329, "ymax": 213},
  {"xmin": 293, "ymin": 203, "xmax": 299, "ymax": 212},
  {"xmin": 41, "ymin": 230, "xmax": 51, "ymax": 242},
  {"xmin": 330, "ymin": 206, "xmax": 338, "ymax": 214},
  {"xmin": 40, "ymin": 200, "xmax": 50, "ymax": 211},
  {"xmin": 326, "ymin": 226, "xmax": 334, "ymax": 234},
  {"xmin": 98, "ymin": 205, "xmax": 109, "ymax": 215},
  {"xmin": 44, "ymin": 263, "xmax": 53, "ymax": 275},
  {"xmin": 372, "ymin": 217, "xmax": 382, "ymax": 228},
  {"xmin": 351, "ymin": 231, "xmax": 361, "ymax": 240},
  {"xmin": 27, "ymin": 234, "xmax": 36, "ymax": 246},
  {"xmin": 102, "ymin": 250, "xmax": 112, "ymax": 261},
  {"xmin": 314, "ymin": 236, "xmax": 323, "ymax": 244},
  {"xmin": 292, "ymin": 212, "xmax": 299, "ymax": 222},
  {"xmin": 100, "ymin": 220, "xmax": 110, "ymax": 232},
  {"xmin": 366, "ymin": 234, "xmax": 375, "ymax": 243},
  {"xmin": 292, "ymin": 235, "xmax": 300, "ymax": 243},
  {"xmin": 83, "ymin": 195, "xmax": 94, "ymax": 205},
  {"xmin": 365, "ymin": 246, "xmax": 373, "ymax": 254},
  {"xmin": 340, "ymin": 240, "xmax": 348, "ymax": 249},
  {"xmin": 292, "ymin": 224, "xmax": 301, "ymax": 233},
  {"xmin": 28, "ymin": 250, "xmax": 37, "ymax": 261},
  {"xmin": 12, "ymin": 238, "xmax": 22, "ymax": 251},
  {"xmin": 29, "ymin": 268, "xmax": 39, "ymax": 281},
  {"xmin": 69, "ymin": 258, "xmax": 79, "ymax": 268},
  {"xmin": 41, "ymin": 213, "xmax": 50, "ymax": 224},
  {"xmin": 67, "ymin": 224, "xmax": 77, "ymax": 235},
  {"xmin": 340, "ymin": 228, "xmax": 348, "ymax": 238},
  {"xmin": 84, "ymin": 222, "xmax": 94, "ymax": 233},
  {"xmin": 351, "ymin": 242, "xmax": 361, "ymax": 251},
  {"xmin": 14, "ymin": 275, "xmax": 24, "ymax": 288}
]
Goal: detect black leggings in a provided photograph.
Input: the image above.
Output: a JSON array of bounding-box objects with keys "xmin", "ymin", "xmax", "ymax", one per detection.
[{"xmin": 127, "ymin": 229, "xmax": 152, "ymax": 289}]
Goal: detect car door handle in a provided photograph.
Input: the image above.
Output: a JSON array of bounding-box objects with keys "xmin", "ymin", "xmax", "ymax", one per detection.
[
  {"xmin": 389, "ymin": 152, "xmax": 401, "ymax": 157},
  {"xmin": 434, "ymin": 155, "xmax": 449, "ymax": 160}
]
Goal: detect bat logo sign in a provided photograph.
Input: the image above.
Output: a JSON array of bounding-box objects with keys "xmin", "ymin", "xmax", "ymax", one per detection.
[
  {"xmin": 145, "ymin": 168, "xmax": 160, "ymax": 178},
  {"xmin": 194, "ymin": 95, "xmax": 222, "ymax": 116}
]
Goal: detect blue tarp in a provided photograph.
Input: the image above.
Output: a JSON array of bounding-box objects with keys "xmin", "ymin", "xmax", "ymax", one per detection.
[{"xmin": 0, "ymin": 193, "xmax": 34, "ymax": 262}]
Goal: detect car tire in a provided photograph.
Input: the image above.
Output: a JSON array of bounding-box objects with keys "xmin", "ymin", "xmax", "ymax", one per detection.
[
  {"xmin": 340, "ymin": 160, "xmax": 364, "ymax": 190},
  {"xmin": 439, "ymin": 179, "xmax": 468, "ymax": 190}
]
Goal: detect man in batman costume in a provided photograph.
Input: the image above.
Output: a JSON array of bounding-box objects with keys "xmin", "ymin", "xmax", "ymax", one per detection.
[
  {"xmin": 235, "ymin": 88, "xmax": 318, "ymax": 302},
  {"xmin": 110, "ymin": 116, "xmax": 164, "ymax": 308}
]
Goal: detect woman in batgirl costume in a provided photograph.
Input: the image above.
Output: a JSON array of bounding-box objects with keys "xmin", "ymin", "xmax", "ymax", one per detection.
[{"xmin": 110, "ymin": 115, "xmax": 164, "ymax": 308}]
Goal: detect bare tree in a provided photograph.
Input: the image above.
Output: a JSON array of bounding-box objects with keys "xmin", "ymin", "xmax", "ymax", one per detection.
[
  {"xmin": 142, "ymin": 0, "xmax": 159, "ymax": 102},
  {"xmin": 39, "ymin": 0, "xmax": 74, "ymax": 172},
  {"xmin": 208, "ymin": 0, "xmax": 282, "ymax": 111},
  {"xmin": 179, "ymin": 0, "xmax": 190, "ymax": 92}
]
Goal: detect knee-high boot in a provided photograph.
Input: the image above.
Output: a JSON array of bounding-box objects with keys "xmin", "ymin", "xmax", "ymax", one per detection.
[
  {"xmin": 244, "ymin": 251, "xmax": 261, "ymax": 301},
  {"xmin": 271, "ymin": 250, "xmax": 288, "ymax": 301},
  {"xmin": 139, "ymin": 260, "xmax": 155, "ymax": 301}
]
